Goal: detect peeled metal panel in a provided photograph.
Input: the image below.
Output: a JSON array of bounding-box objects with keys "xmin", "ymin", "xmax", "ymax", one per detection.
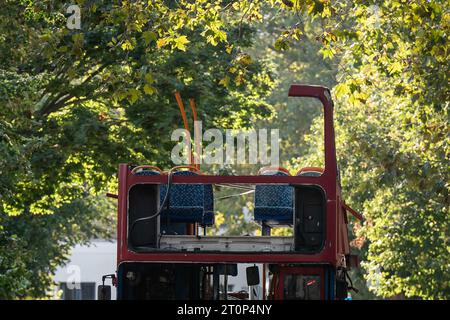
[
  {"xmin": 128, "ymin": 184, "xmax": 160, "ymax": 248},
  {"xmin": 304, "ymin": 204, "xmax": 322, "ymax": 233},
  {"xmin": 294, "ymin": 186, "xmax": 325, "ymax": 253}
]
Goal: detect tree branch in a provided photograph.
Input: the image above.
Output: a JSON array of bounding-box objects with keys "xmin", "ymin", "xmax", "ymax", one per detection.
[{"xmin": 37, "ymin": 63, "xmax": 111, "ymax": 117}]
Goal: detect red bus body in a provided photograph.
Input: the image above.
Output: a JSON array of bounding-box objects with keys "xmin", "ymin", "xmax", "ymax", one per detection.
[{"xmin": 108, "ymin": 85, "xmax": 360, "ymax": 300}]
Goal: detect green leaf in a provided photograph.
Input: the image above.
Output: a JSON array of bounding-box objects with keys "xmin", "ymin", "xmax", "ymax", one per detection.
[
  {"xmin": 144, "ymin": 73, "xmax": 154, "ymax": 84},
  {"xmin": 142, "ymin": 31, "xmax": 157, "ymax": 45},
  {"xmin": 334, "ymin": 83, "xmax": 350, "ymax": 98},
  {"xmin": 274, "ymin": 38, "xmax": 290, "ymax": 51},
  {"xmin": 121, "ymin": 40, "xmax": 134, "ymax": 51},
  {"xmin": 172, "ymin": 35, "xmax": 190, "ymax": 51},
  {"xmin": 127, "ymin": 88, "xmax": 140, "ymax": 104},
  {"xmin": 143, "ymin": 84, "xmax": 155, "ymax": 95},
  {"xmin": 219, "ymin": 75, "xmax": 230, "ymax": 87}
]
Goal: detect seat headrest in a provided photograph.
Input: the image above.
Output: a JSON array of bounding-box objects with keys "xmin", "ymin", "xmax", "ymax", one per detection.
[
  {"xmin": 258, "ymin": 166, "xmax": 291, "ymax": 176},
  {"xmin": 296, "ymin": 167, "xmax": 323, "ymax": 176}
]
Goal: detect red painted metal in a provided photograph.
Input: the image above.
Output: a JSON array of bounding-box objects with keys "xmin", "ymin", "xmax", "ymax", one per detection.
[
  {"xmin": 289, "ymin": 85, "xmax": 337, "ymax": 179},
  {"xmin": 115, "ymin": 84, "xmax": 353, "ymax": 272},
  {"xmin": 343, "ymin": 202, "xmax": 364, "ymax": 221}
]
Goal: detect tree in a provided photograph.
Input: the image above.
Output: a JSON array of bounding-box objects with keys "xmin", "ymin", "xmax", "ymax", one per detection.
[
  {"xmin": 209, "ymin": 8, "xmax": 339, "ymax": 236},
  {"xmin": 3, "ymin": 0, "xmax": 446, "ymax": 300},
  {"xmin": 0, "ymin": 0, "xmax": 277, "ymax": 298},
  {"xmin": 0, "ymin": 0, "xmax": 340, "ymax": 298}
]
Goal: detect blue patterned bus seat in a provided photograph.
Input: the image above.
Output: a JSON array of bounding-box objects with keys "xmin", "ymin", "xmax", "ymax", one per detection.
[
  {"xmin": 254, "ymin": 170, "xmax": 294, "ymax": 226},
  {"xmin": 134, "ymin": 169, "xmax": 214, "ymax": 225}
]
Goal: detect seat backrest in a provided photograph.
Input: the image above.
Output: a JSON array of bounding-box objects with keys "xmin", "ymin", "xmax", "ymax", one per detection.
[
  {"xmin": 167, "ymin": 171, "xmax": 215, "ymax": 226},
  {"xmin": 133, "ymin": 167, "xmax": 214, "ymax": 225},
  {"xmin": 255, "ymin": 171, "xmax": 292, "ymax": 207},
  {"xmin": 167, "ymin": 170, "xmax": 204, "ymax": 208},
  {"xmin": 132, "ymin": 167, "xmax": 166, "ymax": 202},
  {"xmin": 254, "ymin": 169, "xmax": 294, "ymax": 225}
]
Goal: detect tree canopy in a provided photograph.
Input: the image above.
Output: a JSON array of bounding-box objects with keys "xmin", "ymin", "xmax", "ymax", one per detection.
[
  {"xmin": 332, "ymin": 1, "xmax": 449, "ymax": 299},
  {"xmin": 0, "ymin": 0, "xmax": 276, "ymax": 298}
]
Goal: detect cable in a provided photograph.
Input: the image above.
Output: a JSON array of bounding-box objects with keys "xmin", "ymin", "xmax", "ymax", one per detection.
[
  {"xmin": 215, "ymin": 183, "xmax": 255, "ymax": 191},
  {"xmin": 344, "ymin": 269, "xmax": 359, "ymax": 293},
  {"xmin": 129, "ymin": 167, "xmax": 176, "ymax": 247},
  {"xmin": 157, "ymin": 231, "xmax": 165, "ymax": 249},
  {"xmin": 215, "ymin": 189, "xmax": 254, "ymax": 200}
]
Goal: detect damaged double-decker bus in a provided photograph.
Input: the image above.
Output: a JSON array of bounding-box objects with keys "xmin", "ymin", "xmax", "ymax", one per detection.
[{"xmin": 99, "ymin": 84, "xmax": 363, "ymax": 300}]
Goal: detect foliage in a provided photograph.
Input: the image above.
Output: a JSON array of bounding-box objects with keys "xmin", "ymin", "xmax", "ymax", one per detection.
[
  {"xmin": 0, "ymin": 0, "xmax": 276, "ymax": 298},
  {"xmin": 302, "ymin": 0, "xmax": 449, "ymax": 299},
  {"xmin": 210, "ymin": 9, "xmax": 337, "ymax": 236},
  {"xmin": 0, "ymin": 0, "xmax": 448, "ymax": 300}
]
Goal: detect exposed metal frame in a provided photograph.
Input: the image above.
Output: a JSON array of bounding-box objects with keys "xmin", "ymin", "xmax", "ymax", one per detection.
[{"xmin": 116, "ymin": 85, "xmax": 348, "ymax": 267}]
